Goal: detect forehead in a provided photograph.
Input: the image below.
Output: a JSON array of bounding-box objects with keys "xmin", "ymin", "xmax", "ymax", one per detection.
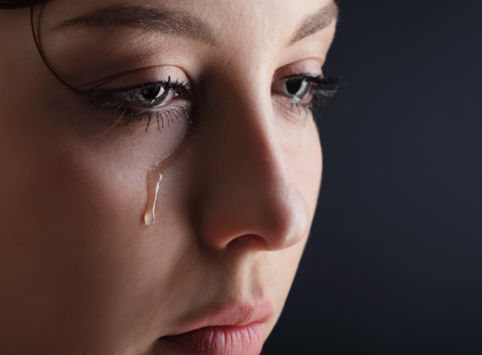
[
  {"xmin": 36, "ymin": 0, "xmax": 337, "ymax": 83},
  {"xmin": 44, "ymin": 0, "xmax": 336, "ymax": 46}
]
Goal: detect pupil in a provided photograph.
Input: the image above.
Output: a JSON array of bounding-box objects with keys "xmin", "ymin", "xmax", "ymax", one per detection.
[
  {"xmin": 285, "ymin": 79, "xmax": 303, "ymax": 96},
  {"xmin": 141, "ymin": 86, "xmax": 162, "ymax": 101}
]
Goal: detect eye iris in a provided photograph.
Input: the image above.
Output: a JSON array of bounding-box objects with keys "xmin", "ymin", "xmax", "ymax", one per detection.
[
  {"xmin": 140, "ymin": 85, "xmax": 165, "ymax": 101},
  {"xmin": 284, "ymin": 78, "xmax": 310, "ymax": 100}
]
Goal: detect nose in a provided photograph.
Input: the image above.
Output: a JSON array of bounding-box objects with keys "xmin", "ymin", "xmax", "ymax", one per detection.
[{"xmin": 190, "ymin": 75, "xmax": 312, "ymax": 252}]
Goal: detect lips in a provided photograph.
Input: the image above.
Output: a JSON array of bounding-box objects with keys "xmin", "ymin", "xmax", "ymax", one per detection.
[{"xmin": 157, "ymin": 300, "xmax": 273, "ymax": 355}]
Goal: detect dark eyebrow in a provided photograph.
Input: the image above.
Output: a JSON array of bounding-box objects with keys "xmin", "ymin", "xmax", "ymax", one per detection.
[
  {"xmin": 289, "ymin": 2, "xmax": 339, "ymax": 45},
  {"xmin": 58, "ymin": 4, "xmax": 217, "ymax": 45}
]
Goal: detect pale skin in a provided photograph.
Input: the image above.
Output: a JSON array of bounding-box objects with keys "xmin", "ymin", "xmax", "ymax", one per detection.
[{"xmin": 0, "ymin": 0, "xmax": 337, "ymax": 354}]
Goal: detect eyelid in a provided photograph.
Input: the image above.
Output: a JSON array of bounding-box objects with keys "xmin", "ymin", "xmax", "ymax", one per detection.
[
  {"xmin": 274, "ymin": 58, "xmax": 323, "ymax": 79},
  {"xmin": 277, "ymin": 72, "xmax": 322, "ymax": 81},
  {"xmin": 77, "ymin": 65, "xmax": 190, "ymax": 91},
  {"xmin": 83, "ymin": 78, "xmax": 191, "ymax": 96}
]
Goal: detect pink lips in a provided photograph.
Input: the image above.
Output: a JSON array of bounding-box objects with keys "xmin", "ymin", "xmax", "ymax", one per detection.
[{"xmin": 158, "ymin": 300, "xmax": 273, "ymax": 355}]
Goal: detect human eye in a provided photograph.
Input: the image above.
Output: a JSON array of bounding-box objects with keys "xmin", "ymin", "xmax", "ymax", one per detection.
[
  {"xmin": 80, "ymin": 68, "xmax": 193, "ymax": 131},
  {"xmin": 272, "ymin": 72, "xmax": 341, "ymax": 118}
]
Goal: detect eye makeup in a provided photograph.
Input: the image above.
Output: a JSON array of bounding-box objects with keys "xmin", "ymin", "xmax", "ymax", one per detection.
[
  {"xmin": 83, "ymin": 77, "xmax": 193, "ymax": 130},
  {"xmin": 81, "ymin": 69, "xmax": 340, "ymax": 132},
  {"xmin": 272, "ymin": 73, "xmax": 340, "ymax": 117}
]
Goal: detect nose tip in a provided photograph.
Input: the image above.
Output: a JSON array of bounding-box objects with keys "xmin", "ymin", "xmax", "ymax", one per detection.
[
  {"xmin": 198, "ymin": 166, "xmax": 310, "ymax": 252},
  {"xmin": 250, "ymin": 192, "xmax": 308, "ymax": 251},
  {"xmin": 261, "ymin": 187, "xmax": 309, "ymax": 251}
]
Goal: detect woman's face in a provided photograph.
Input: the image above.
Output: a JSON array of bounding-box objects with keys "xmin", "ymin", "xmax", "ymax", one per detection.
[{"xmin": 0, "ymin": 0, "xmax": 336, "ymax": 353}]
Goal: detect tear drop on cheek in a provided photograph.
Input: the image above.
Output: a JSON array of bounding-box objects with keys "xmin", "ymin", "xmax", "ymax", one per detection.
[
  {"xmin": 143, "ymin": 171, "xmax": 163, "ymax": 226},
  {"xmin": 141, "ymin": 113, "xmax": 194, "ymax": 227},
  {"xmin": 142, "ymin": 155, "xmax": 174, "ymax": 227}
]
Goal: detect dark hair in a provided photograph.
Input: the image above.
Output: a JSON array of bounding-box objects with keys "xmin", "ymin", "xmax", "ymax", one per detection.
[{"xmin": 0, "ymin": 0, "xmax": 45, "ymax": 9}]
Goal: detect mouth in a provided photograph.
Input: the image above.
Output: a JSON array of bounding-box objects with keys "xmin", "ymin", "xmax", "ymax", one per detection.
[{"xmin": 157, "ymin": 300, "xmax": 273, "ymax": 355}]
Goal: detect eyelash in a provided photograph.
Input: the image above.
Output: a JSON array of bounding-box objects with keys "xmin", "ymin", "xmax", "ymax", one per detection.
[
  {"xmin": 82, "ymin": 73, "xmax": 341, "ymax": 130},
  {"xmin": 278, "ymin": 73, "xmax": 341, "ymax": 116},
  {"xmin": 81, "ymin": 78, "xmax": 193, "ymax": 131}
]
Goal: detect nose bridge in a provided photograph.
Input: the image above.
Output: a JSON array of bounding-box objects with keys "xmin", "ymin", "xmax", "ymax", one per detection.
[{"xmin": 192, "ymin": 71, "xmax": 308, "ymax": 252}]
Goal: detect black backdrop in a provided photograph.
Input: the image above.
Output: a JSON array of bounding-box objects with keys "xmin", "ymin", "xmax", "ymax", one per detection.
[{"xmin": 264, "ymin": 0, "xmax": 482, "ymax": 354}]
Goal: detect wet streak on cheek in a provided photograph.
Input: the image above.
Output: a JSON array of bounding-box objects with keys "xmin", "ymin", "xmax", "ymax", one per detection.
[{"xmin": 143, "ymin": 115, "xmax": 193, "ymax": 226}]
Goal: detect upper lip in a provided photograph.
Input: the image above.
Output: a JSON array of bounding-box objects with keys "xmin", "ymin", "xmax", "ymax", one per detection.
[{"xmin": 164, "ymin": 299, "xmax": 274, "ymax": 336}]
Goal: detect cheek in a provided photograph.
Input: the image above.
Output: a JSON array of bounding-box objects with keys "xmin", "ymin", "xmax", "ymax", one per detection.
[
  {"xmin": 0, "ymin": 75, "xmax": 165, "ymax": 348},
  {"xmin": 285, "ymin": 119, "xmax": 323, "ymax": 216},
  {"xmin": 0, "ymin": 46, "xmax": 198, "ymax": 346}
]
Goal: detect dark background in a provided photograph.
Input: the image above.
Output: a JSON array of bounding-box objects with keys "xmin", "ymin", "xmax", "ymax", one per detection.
[{"xmin": 264, "ymin": 0, "xmax": 482, "ymax": 354}]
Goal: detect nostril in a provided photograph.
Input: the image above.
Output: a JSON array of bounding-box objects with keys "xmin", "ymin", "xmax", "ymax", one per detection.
[{"xmin": 226, "ymin": 234, "xmax": 269, "ymax": 251}]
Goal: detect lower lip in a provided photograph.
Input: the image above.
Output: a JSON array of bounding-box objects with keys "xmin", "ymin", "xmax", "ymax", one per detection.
[{"xmin": 158, "ymin": 323, "xmax": 265, "ymax": 355}]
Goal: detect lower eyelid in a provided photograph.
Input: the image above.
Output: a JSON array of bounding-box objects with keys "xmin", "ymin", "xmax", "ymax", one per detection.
[
  {"xmin": 85, "ymin": 89, "xmax": 192, "ymax": 129},
  {"xmin": 271, "ymin": 94, "xmax": 314, "ymax": 121}
]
